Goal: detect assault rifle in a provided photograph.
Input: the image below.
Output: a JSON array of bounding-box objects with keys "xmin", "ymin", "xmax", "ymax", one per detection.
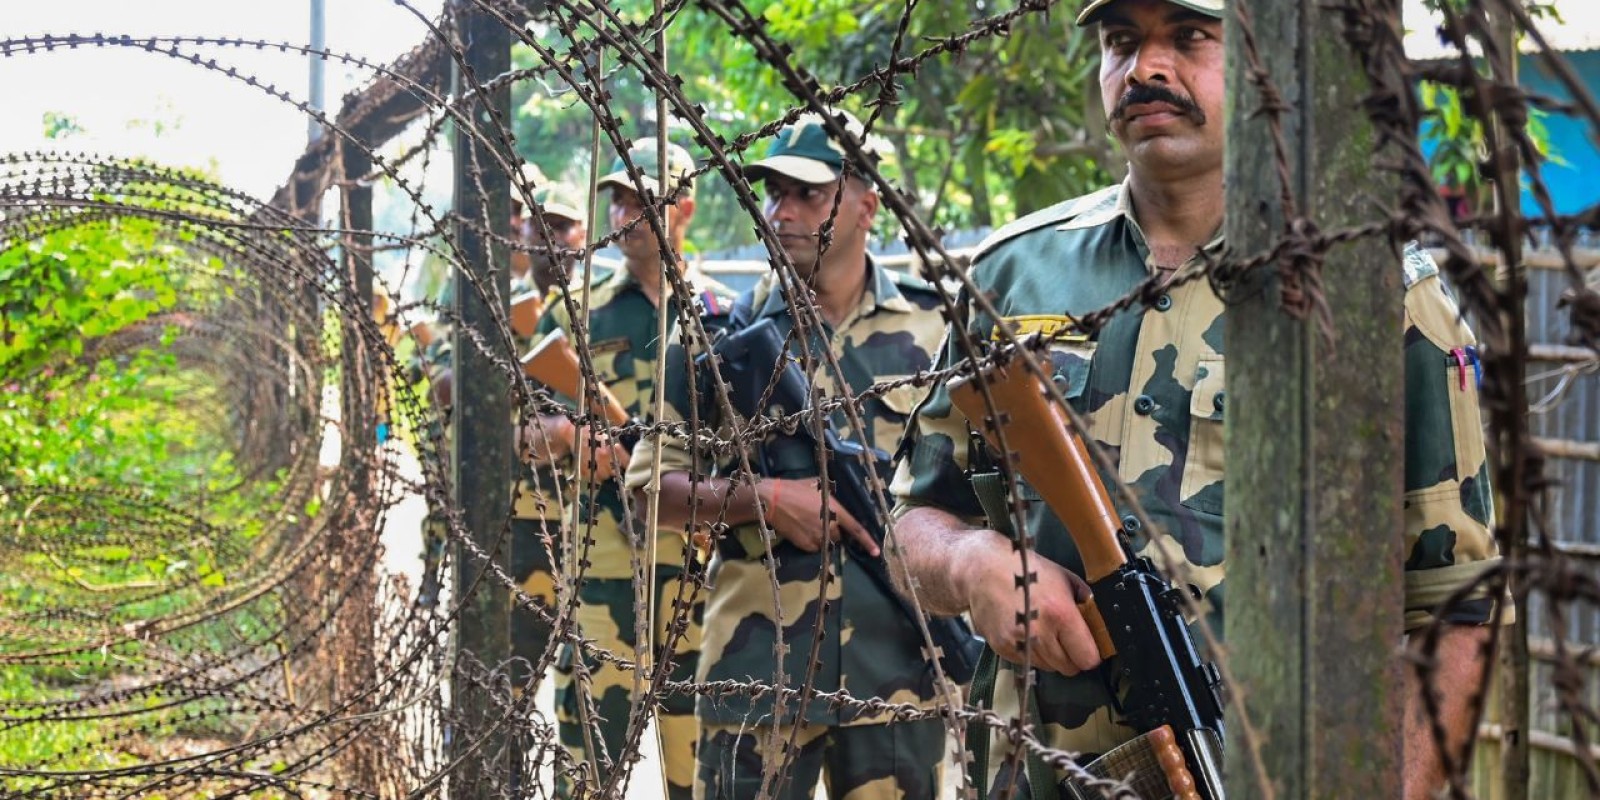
[
  {"xmin": 520, "ymin": 328, "xmax": 638, "ymax": 473},
  {"xmin": 948, "ymin": 344, "xmax": 1226, "ymax": 800},
  {"xmin": 509, "ymin": 289, "xmax": 545, "ymax": 340},
  {"xmin": 520, "ymin": 327, "xmax": 632, "ymax": 432},
  {"xmin": 701, "ymin": 318, "xmax": 985, "ymax": 685}
]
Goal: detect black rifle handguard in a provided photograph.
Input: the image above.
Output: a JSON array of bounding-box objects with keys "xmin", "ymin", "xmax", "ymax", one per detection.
[{"xmin": 697, "ymin": 318, "xmax": 984, "ymax": 684}]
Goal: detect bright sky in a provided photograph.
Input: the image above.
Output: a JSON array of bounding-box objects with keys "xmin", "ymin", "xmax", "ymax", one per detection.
[
  {"xmin": 1403, "ymin": 0, "xmax": 1600, "ymax": 59},
  {"xmin": 2, "ymin": 1, "xmax": 445, "ymax": 201}
]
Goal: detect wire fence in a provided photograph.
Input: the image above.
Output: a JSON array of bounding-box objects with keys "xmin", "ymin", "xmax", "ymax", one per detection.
[{"xmin": 1, "ymin": 0, "xmax": 1597, "ymax": 798}]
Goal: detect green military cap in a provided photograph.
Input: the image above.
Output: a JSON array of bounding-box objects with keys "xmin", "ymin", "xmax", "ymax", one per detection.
[
  {"xmin": 742, "ymin": 109, "xmax": 884, "ymax": 185},
  {"xmin": 596, "ymin": 137, "xmax": 696, "ymax": 197},
  {"xmin": 1076, "ymin": 0, "xmax": 1223, "ymax": 26},
  {"xmin": 528, "ymin": 182, "xmax": 587, "ymax": 227}
]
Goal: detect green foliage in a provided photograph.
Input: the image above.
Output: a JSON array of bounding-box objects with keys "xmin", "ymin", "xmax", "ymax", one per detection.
[
  {"xmin": 1416, "ymin": 0, "xmax": 1564, "ymax": 214},
  {"xmin": 509, "ymin": 1, "xmax": 1111, "ymax": 251},
  {"xmin": 1419, "ymin": 90, "xmax": 1563, "ymax": 220},
  {"xmin": 0, "ymin": 199, "xmax": 280, "ymax": 769},
  {"xmin": 0, "ymin": 219, "xmax": 180, "ymax": 374},
  {"xmin": 42, "ymin": 110, "xmax": 84, "ymax": 140}
]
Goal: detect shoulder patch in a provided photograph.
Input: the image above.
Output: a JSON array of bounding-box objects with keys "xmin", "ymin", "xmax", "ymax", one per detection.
[
  {"xmin": 698, "ymin": 289, "xmax": 731, "ymax": 316},
  {"xmin": 1401, "ymin": 241, "xmax": 1440, "ymax": 289},
  {"xmin": 972, "ymin": 185, "xmax": 1123, "ymax": 262}
]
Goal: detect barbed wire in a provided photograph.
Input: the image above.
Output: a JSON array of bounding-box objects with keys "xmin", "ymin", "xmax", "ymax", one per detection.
[{"xmin": 1, "ymin": 0, "xmax": 1597, "ymax": 798}]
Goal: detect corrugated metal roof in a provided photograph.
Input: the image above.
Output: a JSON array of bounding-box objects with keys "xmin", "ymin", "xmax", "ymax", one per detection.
[{"xmin": 1404, "ymin": 0, "xmax": 1600, "ymax": 61}]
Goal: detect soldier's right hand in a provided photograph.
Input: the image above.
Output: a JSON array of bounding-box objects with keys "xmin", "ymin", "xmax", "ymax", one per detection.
[
  {"xmin": 570, "ymin": 428, "xmax": 629, "ymax": 483},
  {"xmin": 758, "ymin": 477, "xmax": 879, "ymax": 557},
  {"xmin": 962, "ymin": 540, "xmax": 1103, "ymax": 677}
]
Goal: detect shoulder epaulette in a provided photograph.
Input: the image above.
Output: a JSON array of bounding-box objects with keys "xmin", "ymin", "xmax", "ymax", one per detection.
[
  {"xmin": 1401, "ymin": 241, "xmax": 1441, "ymax": 290},
  {"xmin": 890, "ymin": 267, "xmax": 939, "ymax": 295},
  {"xmin": 971, "ymin": 184, "xmax": 1123, "ymax": 262}
]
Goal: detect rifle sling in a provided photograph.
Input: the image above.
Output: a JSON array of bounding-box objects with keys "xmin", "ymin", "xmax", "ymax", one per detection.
[{"xmin": 970, "ymin": 471, "xmax": 1015, "ymax": 539}]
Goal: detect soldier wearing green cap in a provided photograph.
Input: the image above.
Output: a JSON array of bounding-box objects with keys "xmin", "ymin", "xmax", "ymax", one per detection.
[
  {"xmin": 511, "ymin": 178, "xmax": 589, "ymax": 298},
  {"xmin": 411, "ymin": 172, "xmax": 587, "ymax": 613},
  {"xmin": 625, "ymin": 110, "xmax": 950, "ymax": 800},
  {"xmin": 889, "ymin": 0, "xmax": 1501, "ymax": 797},
  {"xmin": 521, "ymin": 137, "xmax": 734, "ymax": 800}
]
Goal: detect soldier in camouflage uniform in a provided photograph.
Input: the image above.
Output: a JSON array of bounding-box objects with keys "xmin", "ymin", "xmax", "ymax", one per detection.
[
  {"xmin": 524, "ymin": 139, "xmax": 734, "ymax": 799},
  {"xmin": 508, "ymin": 180, "xmax": 589, "ymax": 689},
  {"xmin": 888, "ymin": 1, "xmax": 1504, "ymax": 797},
  {"xmin": 626, "ymin": 112, "xmax": 949, "ymax": 800},
  {"xmin": 407, "ymin": 176, "xmax": 584, "ymax": 611}
]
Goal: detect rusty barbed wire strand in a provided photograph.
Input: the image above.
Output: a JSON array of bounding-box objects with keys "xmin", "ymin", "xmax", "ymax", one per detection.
[{"xmin": 0, "ymin": 0, "xmax": 1595, "ymax": 798}]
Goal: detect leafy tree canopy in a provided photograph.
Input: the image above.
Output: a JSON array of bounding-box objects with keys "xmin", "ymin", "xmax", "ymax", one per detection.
[{"xmin": 508, "ymin": 0, "xmax": 1114, "ymax": 253}]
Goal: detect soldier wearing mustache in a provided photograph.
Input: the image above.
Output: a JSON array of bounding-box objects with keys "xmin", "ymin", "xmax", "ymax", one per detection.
[{"xmin": 889, "ymin": 1, "xmax": 1504, "ymax": 797}]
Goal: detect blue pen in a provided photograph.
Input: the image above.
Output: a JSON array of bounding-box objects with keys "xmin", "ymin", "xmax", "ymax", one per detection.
[{"xmin": 1466, "ymin": 346, "xmax": 1482, "ymax": 390}]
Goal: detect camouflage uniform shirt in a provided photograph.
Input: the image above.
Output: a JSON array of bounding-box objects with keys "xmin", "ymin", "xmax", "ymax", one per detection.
[
  {"xmin": 630, "ymin": 260, "xmax": 949, "ymax": 726},
  {"xmin": 510, "ymin": 273, "xmax": 563, "ymax": 523},
  {"xmin": 890, "ymin": 181, "xmax": 1504, "ymax": 760},
  {"xmin": 537, "ymin": 265, "xmax": 734, "ymax": 580}
]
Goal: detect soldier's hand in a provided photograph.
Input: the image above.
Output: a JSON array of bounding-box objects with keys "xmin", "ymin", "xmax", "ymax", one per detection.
[
  {"xmin": 572, "ymin": 432, "xmax": 628, "ymax": 482},
  {"xmin": 963, "ymin": 542, "xmax": 1102, "ymax": 677},
  {"xmin": 758, "ymin": 478, "xmax": 878, "ymax": 557},
  {"xmin": 519, "ymin": 415, "xmax": 573, "ymax": 465}
]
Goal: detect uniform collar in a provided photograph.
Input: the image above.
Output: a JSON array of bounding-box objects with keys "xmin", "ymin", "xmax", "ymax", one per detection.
[
  {"xmin": 1058, "ymin": 179, "xmax": 1226, "ymax": 277},
  {"xmin": 1055, "ymin": 179, "xmax": 1133, "ymax": 232},
  {"xmin": 753, "ymin": 255, "xmax": 909, "ymax": 320},
  {"xmin": 610, "ymin": 257, "xmax": 708, "ymax": 298}
]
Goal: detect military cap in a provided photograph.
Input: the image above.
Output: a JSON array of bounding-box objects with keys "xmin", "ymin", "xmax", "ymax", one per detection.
[
  {"xmin": 528, "ymin": 182, "xmax": 587, "ymax": 227},
  {"xmin": 596, "ymin": 137, "xmax": 696, "ymax": 197},
  {"xmin": 741, "ymin": 109, "xmax": 885, "ymax": 185},
  {"xmin": 1076, "ymin": 0, "xmax": 1224, "ymax": 26}
]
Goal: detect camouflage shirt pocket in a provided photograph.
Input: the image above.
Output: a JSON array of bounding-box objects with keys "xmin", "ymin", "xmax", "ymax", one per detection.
[
  {"xmin": 1180, "ymin": 357, "xmax": 1226, "ymax": 516},
  {"xmin": 590, "ymin": 337, "xmax": 634, "ymax": 384},
  {"xmin": 1046, "ymin": 340, "xmax": 1096, "ymax": 401}
]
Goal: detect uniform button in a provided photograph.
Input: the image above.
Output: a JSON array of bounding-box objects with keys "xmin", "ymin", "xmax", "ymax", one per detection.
[
  {"xmin": 1133, "ymin": 394, "xmax": 1155, "ymax": 415},
  {"xmin": 1154, "ymin": 294, "xmax": 1173, "ymax": 312},
  {"xmin": 1213, "ymin": 391, "xmax": 1226, "ymax": 413},
  {"xmin": 1121, "ymin": 514, "xmax": 1142, "ymax": 533},
  {"xmin": 1052, "ymin": 374, "xmax": 1070, "ymax": 390}
]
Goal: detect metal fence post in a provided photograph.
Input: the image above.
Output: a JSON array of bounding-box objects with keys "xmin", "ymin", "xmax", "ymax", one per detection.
[{"xmin": 449, "ymin": 2, "xmax": 515, "ymax": 795}]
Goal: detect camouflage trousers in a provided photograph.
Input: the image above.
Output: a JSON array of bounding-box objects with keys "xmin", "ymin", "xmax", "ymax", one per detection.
[
  {"xmin": 509, "ymin": 517, "xmax": 563, "ymax": 690},
  {"xmin": 695, "ymin": 718, "xmax": 945, "ymax": 800},
  {"xmin": 555, "ymin": 567, "xmax": 704, "ymax": 799},
  {"xmin": 975, "ymin": 660, "xmax": 1135, "ymax": 799}
]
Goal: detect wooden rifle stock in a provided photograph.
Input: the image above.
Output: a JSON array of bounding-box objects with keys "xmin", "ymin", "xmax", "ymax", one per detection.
[
  {"xmin": 949, "ymin": 349, "xmax": 1222, "ymax": 800},
  {"xmin": 519, "ymin": 328, "xmax": 630, "ymax": 428},
  {"xmin": 947, "ymin": 355, "xmax": 1125, "ymax": 659},
  {"xmin": 509, "ymin": 289, "xmax": 545, "ymax": 339}
]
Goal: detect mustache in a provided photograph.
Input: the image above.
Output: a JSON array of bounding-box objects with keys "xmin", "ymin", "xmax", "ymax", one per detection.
[{"xmin": 1111, "ymin": 84, "xmax": 1205, "ymax": 124}]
